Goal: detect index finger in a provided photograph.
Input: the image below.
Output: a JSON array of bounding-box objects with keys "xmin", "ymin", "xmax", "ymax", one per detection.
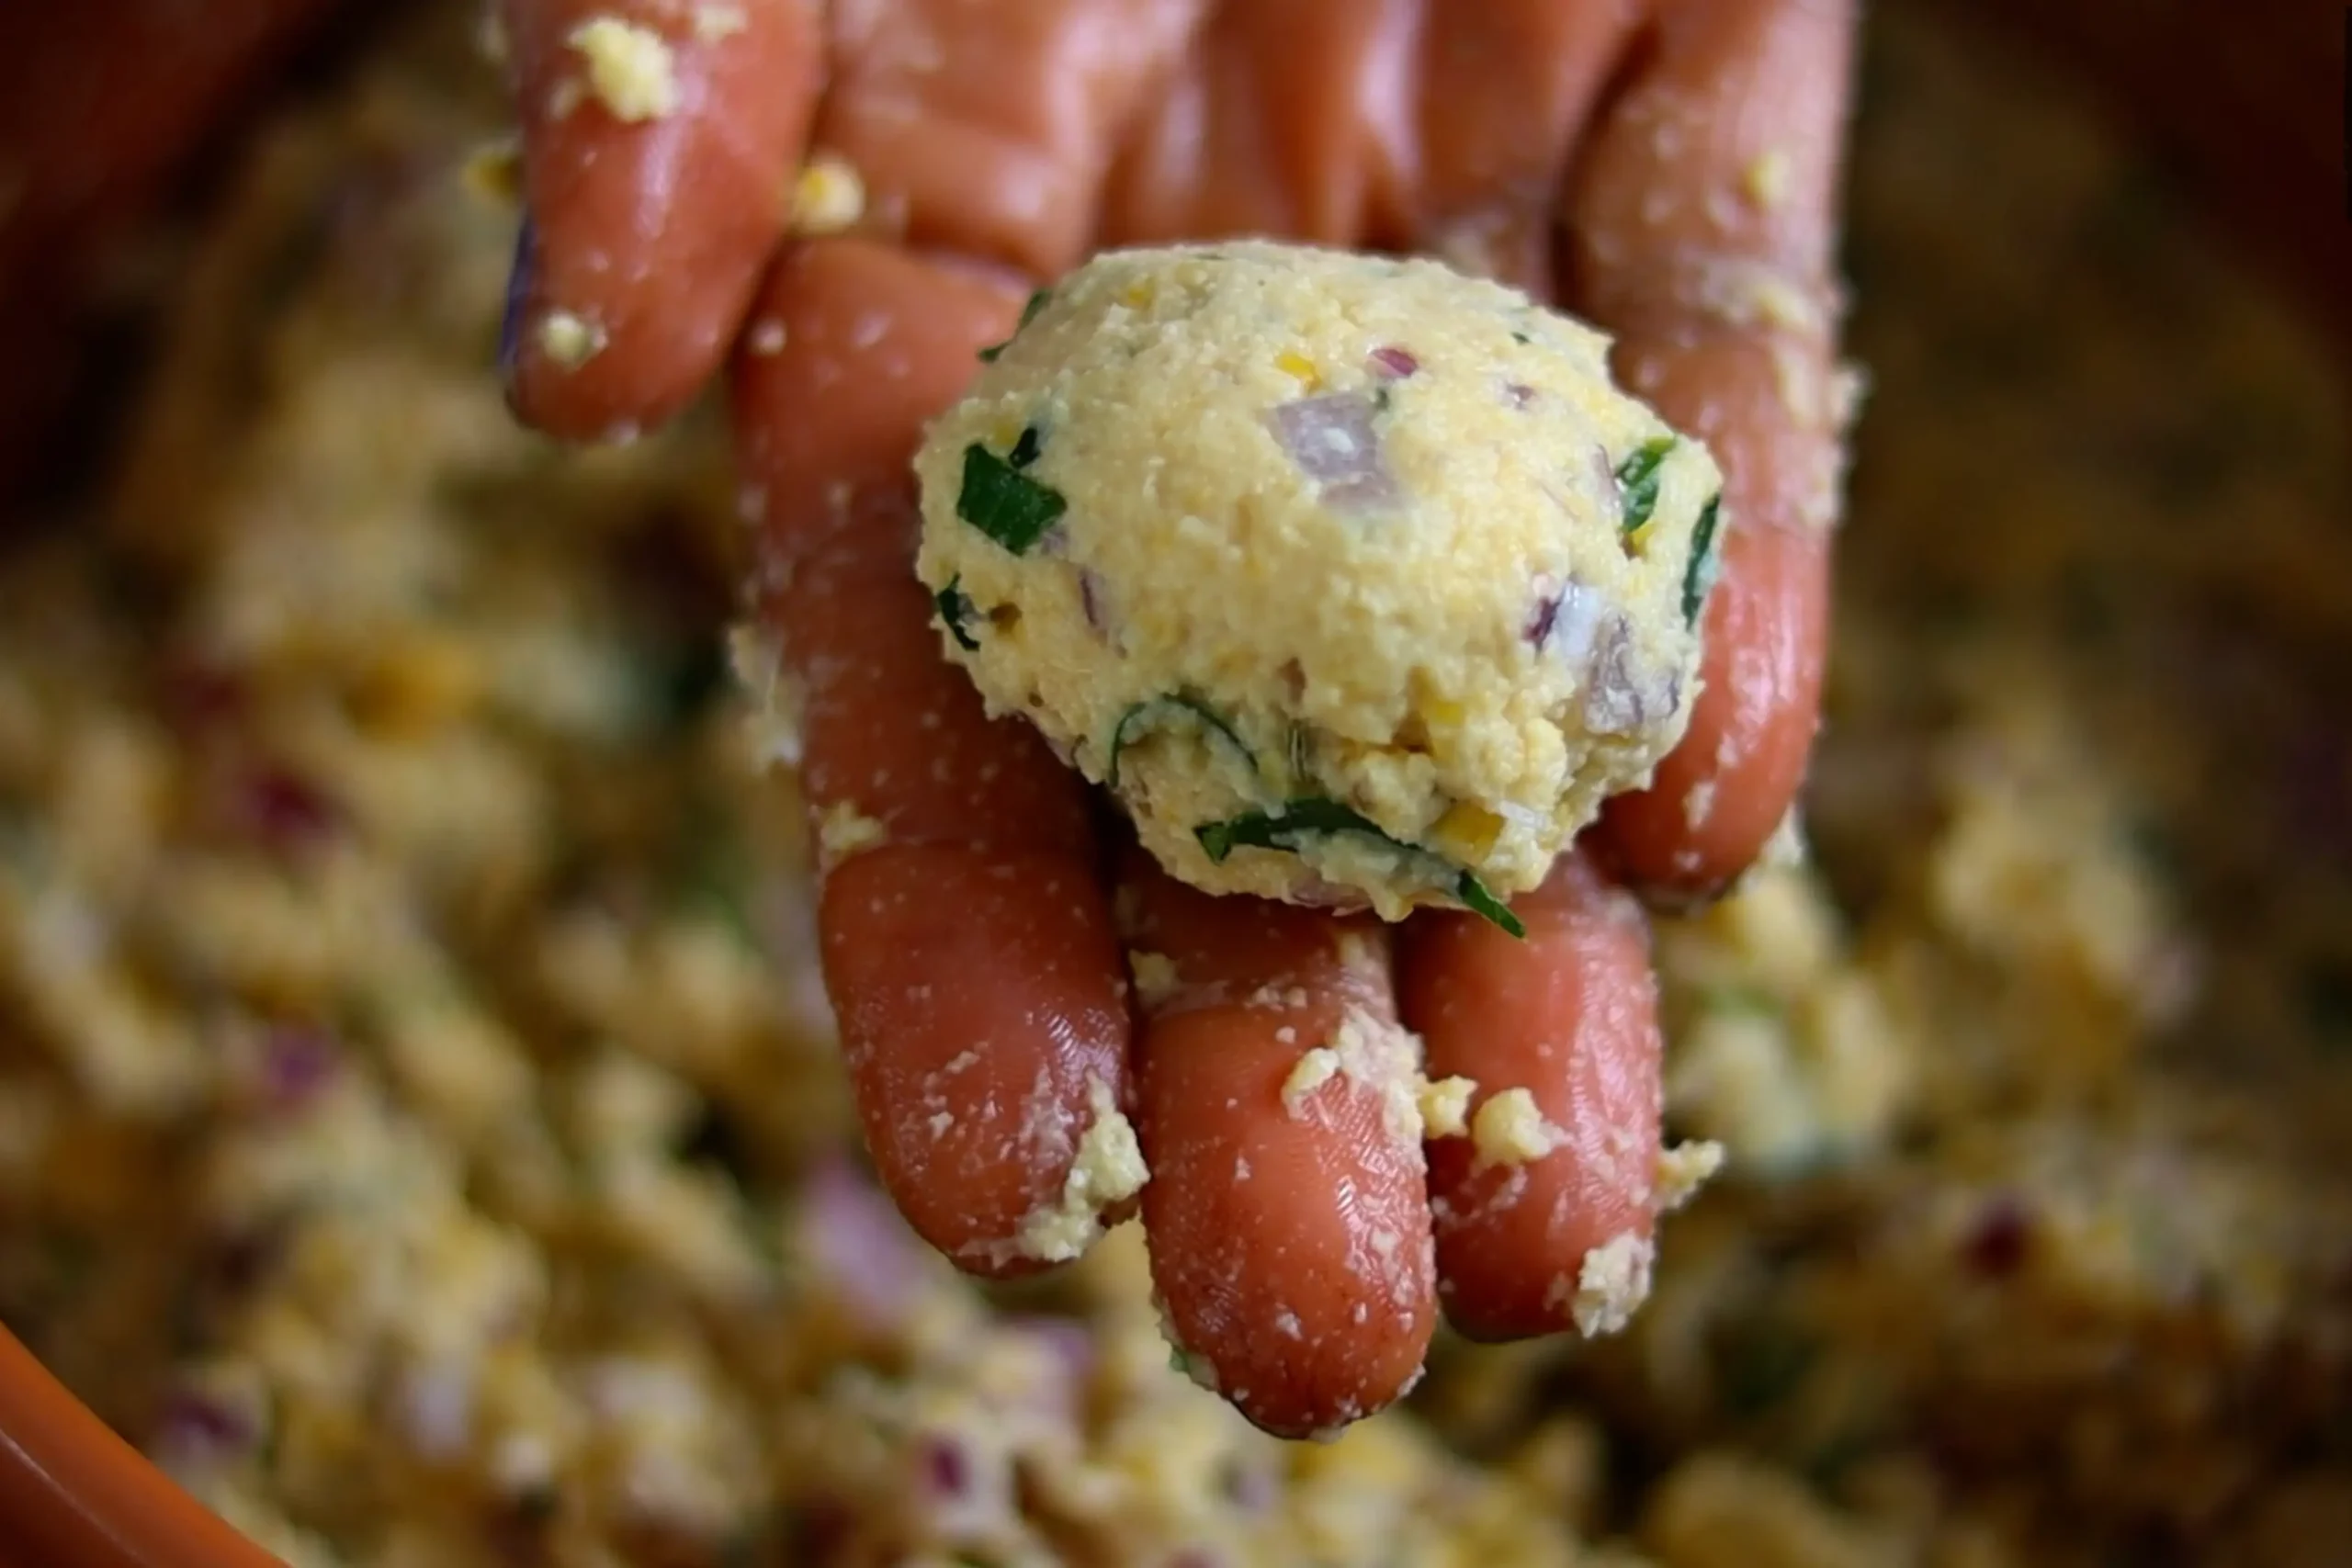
[
  {"xmin": 729, "ymin": 238, "xmax": 1137, "ymax": 1278},
  {"xmin": 500, "ymin": 0, "xmax": 820, "ymax": 441},
  {"xmin": 1564, "ymin": 0, "xmax": 1861, "ymax": 901}
]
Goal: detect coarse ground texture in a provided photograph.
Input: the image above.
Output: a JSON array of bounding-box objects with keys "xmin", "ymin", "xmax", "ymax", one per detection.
[
  {"xmin": 2, "ymin": 4, "xmax": 2348, "ymax": 1567},
  {"xmin": 914, "ymin": 241, "xmax": 1719, "ymax": 926}
]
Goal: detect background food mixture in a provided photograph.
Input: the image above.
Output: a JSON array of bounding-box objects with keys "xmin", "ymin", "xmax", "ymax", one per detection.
[{"xmin": 1, "ymin": 4, "xmax": 2348, "ymax": 1568}]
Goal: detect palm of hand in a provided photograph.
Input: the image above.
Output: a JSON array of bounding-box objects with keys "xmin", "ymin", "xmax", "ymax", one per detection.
[{"xmin": 496, "ymin": 0, "xmax": 1855, "ymax": 1438}]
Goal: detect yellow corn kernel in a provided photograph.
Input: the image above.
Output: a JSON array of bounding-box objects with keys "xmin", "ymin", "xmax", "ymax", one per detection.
[
  {"xmin": 355, "ymin": 636, "xmax": 481, "ymax": 734},
  {"xmin": 1433, "ymin": 801, "xmax": 1505, "ymax": 860},
  {"xmin": 458, "ymin": 138, "xmax": 522, "ymax": 208},
  {"xmin": 1119, "ymin": 279, "xmax": 1157, "ymax": 310},
  {"xmin": 1274, "ymin": 350, "xmax": 1322, "ymax": 389},
  {"xmin": 536, "ymin": 310, "xmax": 606, "ymax": 370},
  {"xmin": 787, "ymin": 154, "xmax": 865, "ymax": 237}
]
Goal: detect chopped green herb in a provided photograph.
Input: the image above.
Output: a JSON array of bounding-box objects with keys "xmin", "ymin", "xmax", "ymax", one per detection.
[
  {"xmin": 1196, "ymin": 796, "xmax": 1387, "ymax": 862},
  {"xmin": 674, "ymin": 803, "xmax": 758, "ymax": 947},
  {"xmin": 649, "ymin": 635, "xmax": 731, "ymax": 729},
  {"xmin": 1682, "ymin": 493, "xmax": 1723, "ymax": 626},
  {"xmin": 1283, "ymin": 722, "xmax": 1313, "ymax": 787},
  {"xmin": 1720, "ymin": 1322, "xmax": 1817, "ymax": 1416},
  {"xmin": 1702, "ymin": 985, "xmax": 1783, "ymax": 1020},
  {"xmin": 1510, "ymin": 330, "xmax": 1532, "ymax": 344},
  {"xmin": 976, "ymin": 288, "xmax": 1053, "ymax": 363},
  {"xmin": 1803, "ymin": 1426, "xmax": 1887, "ymax": 1490},
  {"xmin": 933, "ymin": 576, "xmax": 981, "ymax": 651},
  {"xmin": 1452, "ymin": 873, "xmax": 1525, "ymax": 938},
  {"xmin": 1193, "ymin": 797, "xmax": 1524, "ymax": 938},
  {"xmin": 956, "ymin": 436, "xmax": 1067, "ymax": 556},
  {"xmin": 1614, "ymin": 437, "xmax": 1678, "ymax": 536},
  {"xmin": 1106, "ymin": 695, "xmax": 1252, "ymax": 789},
  {"xmin": 1008, "ymin": 424, "xmax": 1044, "ymax": 469}
]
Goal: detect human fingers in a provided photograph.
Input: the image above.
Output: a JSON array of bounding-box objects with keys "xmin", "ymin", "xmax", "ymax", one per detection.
[
  {"xmin": 1396, "ymin": 0, "xmax": 1637, "ymax": 292},
  {"xmin": 814, "ymin": 0, "xmax": 1207, "ymax": 279},
  {"xmin": 729, "ymin": 237, "xmax": 1135, "ymax": 1278},
  {"xmin": 1118, "ymin": 846, "xmax": 1437, "ymax": 1439},
  {"xmin": 1566, "ymin": 0, "xmax": 1861, "ymax": 901},
  {"xmin": 1397, "ymin": 851, "xmax": 1666, "ymax": 1343},
  {"xmin": 1100, "ymin": 0, "xmax": 1404, "ymax": 247},
  {"xmin": 499, "ymin": 0, "xmax": 819, "ymax": 441}
]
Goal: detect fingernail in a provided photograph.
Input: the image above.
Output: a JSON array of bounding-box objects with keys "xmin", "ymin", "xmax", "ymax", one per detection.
[{"xmin": 498, "ymin": 214, "xmax": 536, "ymax": 381}]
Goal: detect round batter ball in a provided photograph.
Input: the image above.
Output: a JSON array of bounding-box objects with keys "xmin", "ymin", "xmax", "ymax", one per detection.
[{"xmin": 912, "ymin": 241, "xmax": 1725, "ymax": 929}]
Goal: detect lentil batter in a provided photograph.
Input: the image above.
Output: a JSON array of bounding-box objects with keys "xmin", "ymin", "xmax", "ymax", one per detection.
[
  {"xmin": 915, "ymin": 242, "xmax": 1723, "ymax": 925},
  {"xmin": 0, "ymin": 4, "xmax": 2346, "ymax": 1568}
]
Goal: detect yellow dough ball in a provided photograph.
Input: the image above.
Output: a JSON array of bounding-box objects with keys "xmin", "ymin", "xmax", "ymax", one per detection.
[{"xmin": 913, "ymin": 241, "xmax": 1724, "ymax": 929}]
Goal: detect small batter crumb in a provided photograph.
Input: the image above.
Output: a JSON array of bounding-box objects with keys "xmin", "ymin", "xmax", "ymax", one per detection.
[
  {"xmin": 788, "ymin": 155, "xmax": 867, "ymax": 237},
  {"xmin": 1127, "ymin": 950, "xmax": 1182, "ymax": 1010},
  {"xmin": 1744, "ymin": 147, "xmax": 1792, "ymax": 209},
  {"xmin": 1471, "ymin": 1087, "xmax": 1559, "ymax": 1166},
  {"xmin": 1758, "ymin": 806, "xmax": 1810, "ymax": 872},
  {"xmin": 1416, "ymin": 1074, "xmax": 1476, "ymax": 1139},
  {"xmin": 692, "ymin": 3, "xmax": 748, "ymax": 40},
  {"xmin": 476, "ymin": 6, "xmax": 508, "ymax": 65},
  {"xmin": 814, "ymin": 801, "xmax": 888, "ymax": 869},
  {"xmin": 458, "ymin": 138, "xmax": 521, "ymax": 207},
  {"xmin": 1327, "ymin": 1006, "xmax": 1430, "ymax": 1146},
  {"xmin": 728, "ymin": 623, "xmax": 805, "ymax": 770},
  {"xmin": 1013, "ymin": 1077, "xmax": 1148, "ymax": 1263},
  {"xmin": 566, "ymin": 17, "xmax": 681, "ymax": 123},
  {"xmin": 1555, "ymin": 1232, "xmax": 1655, "ymax": 1338},
  {"xmin": 1654, "ymin": 1138, "xmax": 1727, "ymax": 1213},
  {"xmin": 1282, "ymin": 1047, "xmax": 1341, "ymax": 1113},
  {"xmin": 1334, "ymin": 928, "xmax": 1384, "ymax": 980},
  {"xmin": 535, "ymin": 310, "xmax": 607, "ymax": 370}
]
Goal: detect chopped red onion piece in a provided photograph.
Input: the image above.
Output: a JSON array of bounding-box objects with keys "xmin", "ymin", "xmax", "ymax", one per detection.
[
  {"xmin": 1588, "ymin": 445, "xmax": 1624, "ymax": 526},
  {"xmin": 908, "ymin": 1427, "xmax": 1014, "ymax": 1542},
  {"xmin": 919, "ymin": 1433, "xmax": 970, "ymax": 1498},
  {"xmin": 397, "ymin": 1361, "xmax": 477, "ymax": 1461},
  {"xmin": 198, "ymin": 1228, "xmax": 283, "ymax": 1295},
  {"xmin": 1266, "ymin": 393, "xmax": 1400, "ymax": 513},
  {"xmin": 1524, "ymin": 592, "xmax": 1562, "ymax": 647},
  {"xmin": 1222, "ymin": 1456, "xmax": 1279, "ymax": 1512},
  {"xmin": 799, "ymin": 1156, "xmax": 928, "ymax": 1323},
  {"xmin": 1527, "ymin": 579, "xmax": 1608, "ymax": 671},
  {"xmin": 1503, "ymin": 381, "xmax": 1537, "ymax": 408},
  {"xmin": 1368, "ymin": 344, "xmax": 1419, "ymax": 378},
  {"xmin": 1078, "ymin": 570, "xmax": 1113, "ymax": 638},
  {"xmin": 259, "ymin": 1025, "xmax": 338, "ymax": 1110},
  {"xmin": 154, "ymin": 1390, "xmax": 257, "ymax": 1465},
  {"xmin": 240, "ymin": 768, "xmax": 339, "ymax": 848},
  {"xmin": 1961, "ymin": 1197, "xmax": 2034, "ymax": 1278},
  {"xmin": 1008, "ymin": 1314, "xmax": 1096, "ymax": 1393},
  {"xmin": 159, "ymin": 657, "xmax": 249, "ymax": 733},
  {"xmin": 1583, "ymin": 615, "xmax": 1666, "ymax": 736}
]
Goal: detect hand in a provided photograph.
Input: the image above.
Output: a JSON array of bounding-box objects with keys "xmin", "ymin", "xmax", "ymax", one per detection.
[{"xmin": 495, "ymin": 0, "xmax": 1855, "ymax": 1439}]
